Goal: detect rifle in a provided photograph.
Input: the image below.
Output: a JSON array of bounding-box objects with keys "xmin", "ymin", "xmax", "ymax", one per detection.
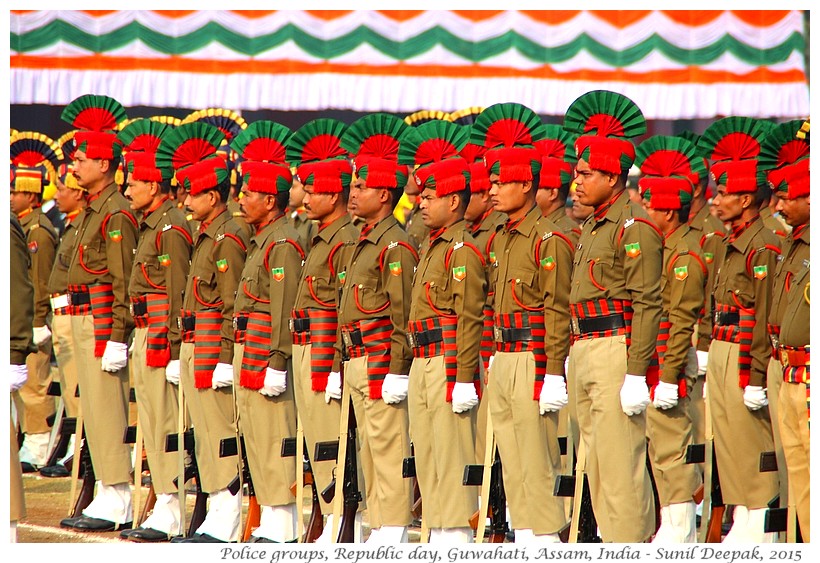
[
  {"xmin": 219, "ymin": 434, "xmax": 257, "ymax": 540},
  {"xmin": 698, "ymin": 386, "xmax": 725, "ymax": 543},
  {"xmin": 327, "ymin": 364, "xmax": 361, "ymax": 543},
  {"xmin": 169, "ymin": 430, "xmax": 208, "ymax": 537},
  {"xmin": 288, "ymin": 440, "xmax": 325, "ymax": 542},
  {"xmin": 70, "ymin": 432, "xmax": 95, "ymax": 518}
]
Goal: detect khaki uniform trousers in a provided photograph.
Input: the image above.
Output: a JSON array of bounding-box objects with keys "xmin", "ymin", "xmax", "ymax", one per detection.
[
  {"xmin": 408, "ymin": 355, "xmax": 477, "ymax": 529},
  {"xmin": 345, "ymin": 354, "xmax": 413, "ymax": 528},
  {"xmin": 292, "ymin": 343, "xmax": 341, "ymax": 514},
  {"xmin": 707, "ymin": 339, "xmax": 778, "ymax": 508},
  {"xmin": 646, "ymin": 348, "xmax": 701, "ymax": 506},
  {"xmin": 14, "ymin": 341, "xmax": 55, "ymax": 434},
  {"xmin": 473, "ymin": 365, "xmax": 489, "ymax": 464},
  {"xmin": 52, "ymin": 313, "xmax": 80, "ymax": 417},
  {"xmin": 767, "ymin": 357, "xmax": 789, "ymax": 508},
  {"xmin": 70, "ymin": 314, "xmax": 131, "ymax": 484},
  {"xmin": 131, "ymin": 327, "xmax": 179, "ymax": 495},
  {"xmin": 233, "ymin": 343, "xmax": 297, "ymax": 507},
  {"xmin": 778, "ymin": 381, "xmax": 810, "ymax": 541},
  {"xmin": 10, "ymin": 415, "xmax": 25, "ymax": 521},
  {"xmin": 179, "ymin": 342, "xmax": 238, "ymax": 493},
  {"xmin": 489, "ymin": 351, "xmax": 567, "ymax": 535},
  {"xmin": 570, "ymin": 335, "xmax": 655, "ymax": 543}
]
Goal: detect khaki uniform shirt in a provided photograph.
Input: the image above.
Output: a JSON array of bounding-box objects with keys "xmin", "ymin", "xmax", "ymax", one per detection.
[
  {"xmin": 770, "ymin": 223, "xmax": 809, "ymax": 348},
  {"xmin": 67, "ymin": 183, "xmax": 139, "ymax": 343},
  {"xmin": 405, "ymin": 203, "xmax": 429, "ymax": 252},
  {"xmin": 570, "ymin": 189, "xmax": 663, "ymax": 376},
  {"xmin": 128, "ymin": 199, "xmax": 193, "ymax": 361},
  {"xmin": 227, "ymin": 198, "xmax": 253, "ymax": 239},
  {"xmin": 293, "ymin": 214, "xmax": 359, "ymax": 372},
  {"xmin": 470, "ymin": 210, "xmax": 506, "ymax": 310},
  {"xmin": 234, "ymin": 215, "xmax": 304, "ymax": 371},
  {"xmin": 659, "ymin": 225, "xmax": 707, "ymax": 384},
  {"xmin": 760, "ymin": 206, "xmax": 790, "ymax": 240},
  {"xmin": 687, "ymin": 204, "xmax": 726, "ymax": 351},
  {"xmin": 711, "ymin": 217, "xmax": 781, "ymax": 387},
  {"xmin": 547, "ymin": 206, "xmax": 582, "ymax": 250},
  {"xmin": 493, "ymin": 206, "xmax": 573, "ymax": 375},
  {"xmin": 409, "ymin": 220, "xmax": 487, "ymax": 382},
  {"xmin": 289, "ymin": 208, "xmax": 318, "ymax": 255},
  {"xmin": 11, "ymin": 216, "xmax": 35, "ymax": 365},
  {"xmin": 182, "ymin": 208, "xmax": 249, "ymax": 364},
  {"xmin": 18, "ymin": 207, "xmax": 58, "ymax": 327},
  {"xmin": 47, "ymin": 210, "xmax": 84, "ymax": 296},
  {"xmin": 338, "ymin": 216, "xmax": 418, "ymax": 375}
]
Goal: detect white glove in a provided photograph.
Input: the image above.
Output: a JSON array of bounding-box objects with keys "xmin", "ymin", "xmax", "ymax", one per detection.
[
  {"xmin": 620, "ymin": 374, "xmax": 651, "ymax": 416},
  {"xmin": 165, "ymin": 359, "xmax": 181, "ymax": 386},
  {"xmin": 539, "ymin": 375, "xmax": 569, "ymax": 414},
  {"xmin": 259, "ymin": 368, "xmax": 287, "ymax": 397},
  {"xmin": 211, "ymin": 362, "xmax": 234, "ymax": 389},
  {"xmin": 653, "ymin": 381, "xmax": 679, "ymax": 410},
  {"xmin": 743, "ymin": 385, "xmax": 768, "ymax": 410},
  {"xmin": 487, "ymin": 355, "xmax": 495, "ymax": 373},
  {"xmin": 451, "ymin": 382, "xmax": 479, "ymax": 413},
  {"xmin": 33, "ymin": 325, "xmax": 52, "ymax": 346},
  {"xmin": 324, "ymin": 371, "xmax": 342, "ymax": 403},
  {"xmin": 10, "ymin": 364, "xmax": 28, "ymax": 392},
  {"xmin": 100, "ymin": 340, "xmax": 129, "ymax": 372},
  {"xmin": 382, "ymin": 373, "xmax": 409, "ymax": 404},
  {"xmin": 696, "ymin": 350, "xmax": 708, "ymax": 377}
]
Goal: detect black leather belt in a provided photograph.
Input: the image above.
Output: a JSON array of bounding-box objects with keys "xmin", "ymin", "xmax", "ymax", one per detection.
[
  {"xmin": 130, "ymin": 299, "xmax": 148, "ymax": 317},
  {"xmin": 342, "ymin": 328, "xmax": 364, "ymax": 347},
  {"xmin": 570, "ymin": 314, "xmax": 626, "ymax": 336},
  {"xmin": 178, "ymin": 315, "xmax": 195, "ymax": 331},
  {"xmin": 68, "ymin": 289, "xmax": 90, "ymax": 306},
  {"xmin": 289, "ymin": 317, "xmax": 310, "ymax": 334},
  {"xmin": 713, "ymin": 311, "xmax": 740, "ymax": 326},
  {"xmin": 493, "ymin": 326, "xmax": 533, "ymax": 343},
  {"xmin": 406, "ymin": 328, "xmax": 443, "ymax": 348},
  {"xmin": 232, "ymin": 315, "xmax": 248, "ymax": 331}
]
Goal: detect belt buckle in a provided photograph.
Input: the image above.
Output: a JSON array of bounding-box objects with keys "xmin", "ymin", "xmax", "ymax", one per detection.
[
  {"xmin": 493, "ymin": 326, "xmax": 502, "ymax": 342},
  {"xmin": 769, "ymin": 334, "xmax": 780, "ymax": 351},
  {"xmin": 177, "ymin": 317, "xmax": 183, "ymax": 330},
  {"xmin": 406, "ymin": 332, "xmax": 417, "ymax": 349},
  {"xmin": 570, "ymin": 317, "xmax": 581, "ymax": 336},
  {"xmin": 232, "ymin": 317, "xmax": 238, "ymax": 330},
  {"xmin": 780, "ymin": 349, "xmax": 790, "ymax": 368},
  {"xmin": 288, "ymin": 318, "xmax": 295, "ymax": 333},
  {"xmin": 342, "ymin": 330, "xmax": 353, "ymax": 348}
]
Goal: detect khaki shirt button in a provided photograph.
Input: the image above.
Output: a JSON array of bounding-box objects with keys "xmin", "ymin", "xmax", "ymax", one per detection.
[
  {"xmin": 516, "ymin": 278, "xmax": 520, "ymax": 283},
  {"xmin": 358, "ymin": 284, "xmax": 363, "ymax": 289},
  {"xmin": 311, "ymin": 276, "xmax": 316, "ymax": 281},
  {"xmin": 591, "ymin": 230, "xmax": 597, "ymax": 235}
]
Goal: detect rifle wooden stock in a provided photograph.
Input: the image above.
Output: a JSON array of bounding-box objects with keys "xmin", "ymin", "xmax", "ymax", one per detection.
[
  {"xmin": 412, "ymin": 478, "xmax": 422, "ymax": 520},
  {"xmin": 67, "ymin": 410, "xmax": 84, "ymax": 516},
  {"xmin": 330, "ymin": 364, "xmax": 351, "ymax": 543},
  {"xmin": 243, "ymin": 496, "xmax": 261, "ymax": 541},
  {"xmin": 303, "ymin": 468, "xmax": 325, "ymax": 542},
  {"xmin": 336, "ymin": 399, "xmax": 361, "ymax": 543},
  {"xmin": 70, "ymin": 438, "xmax": 95, "ymax": 518}
]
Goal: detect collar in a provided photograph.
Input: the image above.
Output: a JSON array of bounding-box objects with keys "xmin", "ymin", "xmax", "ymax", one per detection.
[
  {"xmin": 141, "ymin": 197, "xmax": 173, "ymax": 229},
  {"xmin": 360, "ymin": 215, "xmax": 399, "ymax": 245},
  {"xmin": 792, "ymin": 222, "xmax": 810, "ymax": 245},
  {"xmin": 251, "ymin": 213, "xmax": 285, "ymax": 244},
  {"xmin": 728, "ymin": 216, "xmax": 763, "ymax": 253},
  {"xmin": 316, "ymin": 213, "xmax": 352, "ymax": 244},
  {"xmin": 593, "ymin": 189, "xmax": 628, "ymax": 223},
  {"xmin": 505, "ymin": 205, "xmax": 540, "ymax": 236},
  {"xmin": 87, "ymin": 183, "xmax": 119, "ymax": 214},
  {"xmin": 16, "ymin": 207, "xmax": 34, "ymax": 221},
  {"xmin": 199, "ymin": 208, "xmax": 230, "ymax": 239},
  {"xmin": 547, "ymin": 206, "xmax": 568, "ymax": 226},
  {"xmin": 663, "ymin": 223, "xmax": 689, "ymax": 250},
  {"xmin": 64, "ymin": 208, "xmax": 82, "ymax": 226}
]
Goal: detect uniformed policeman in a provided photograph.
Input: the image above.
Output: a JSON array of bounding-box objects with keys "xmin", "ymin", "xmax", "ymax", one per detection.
[
  {"xmin": 697, "ymin": 117, "xmax": 781, "ymax": 543},
  {"xmin": 678, "ymin": 130, "xmax": 726, "ymax": 449},
  {"xmin": 39, "ymin": 133, "xmax": 86, "ymax": 478},
  {"xmin": 286, "ymin": 118, "xmax": 361, "ymax": 541},
  {"xmin": 10, "ymin": 131, "xmax": 61, "ymax": 473},
  {"xmin": 636, "ymin": 135, "xmax": 708, "ymax": 543},
  {"xmin": 11, "ymin": 214, "xmax": 36, "ymax": 543},
  {"xmin": 337, "ymin": 113, "xmax": 418, "ymax": 544},
  {"xmin": 117, "ymin": 119, "xmax": 193, "ymax": 542},
  {"xmin": 533, "ymin": 124, "xmax": 582, "ymax": 248},
  {"xmin": 460, "ymin": 136, "xmax": 505, "ymax": 465},
  {"xmin": 59, "ymin": 95, "xmax": 139, "ymax": 532},
  {"xmin": 471, "ymin": 102, "xmax": 572, "ymax": 543},
  {"xmin": 229, "ymin": 121, "xmax": 304, "ymax": 543},
  {"xmin": 288, "ymin": 172, "xmax": 319, "ymax": 254},
  {"xmin": 156, "ymin": 122, "xmax": 249, "ymax": 543},
  {"xmin": 564, "ymin": 90, "xmax": 662, "ymax": 543},
  {"xmin": 399, "ymin": 120, "xmax": 487, "ymax": 542},
  {"xmin": 760, "ymin": 119, "xmax": 810, "ymax": 541}
]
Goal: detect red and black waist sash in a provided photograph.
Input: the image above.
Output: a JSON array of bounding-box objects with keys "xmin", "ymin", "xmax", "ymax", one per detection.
[
  {"xmin": 647, "ymin": 316, "xmax": 688, "ymax": 400},
  {"xmin": 180, "ymin": 308, "xmax": 223, "ymax": 388},
  {"xmin": 712, "ymin": 302, "xmax": 755, "ymax": 388},
  {"xmin": 233, "ymin": 311, "xmax": 271, "ymax": 390},
  {"xmin": 479, "ymin": 305, "xmax": 495, "ymax": 374},
  {"xmin": 341, "ymin": 317, "xmax": 393, "ymax": 400},
  {"xmin": 68, "ymin": 283, "xmax": 114, "ymax": 358},
  {"xmin": 569, "ymin": 298, "xmax": 632, "ymax": 341},
  {"xmin": 291, "ymin": 308, "xmax": 338, "ymax": 392},
  {"xmin": 131, "ymin": 294, "xmax": 171, "ymax": 367},
  {"xmin": 493, "ymin": 310, "xmax": 546, "ymax": 401}
]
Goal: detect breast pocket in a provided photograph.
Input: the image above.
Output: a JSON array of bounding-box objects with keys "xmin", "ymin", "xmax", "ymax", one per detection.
[
  {"xmin": 79, "ymin": 238, "xmax": 107, "ymax": 273},
  {"xmin": 507, "ymin": 267, "xmax": 539, "ymax": 311},
  {"xmin": 425, "ymin": 271, "xmax": 452, "ymax": 313},
  {"xmin": 587, "ymin": 252, "xmax": 616, "ymax": 291},
  {"xmin": 354, "ymin": 273, "xmax": 389, "ymax": 314}
]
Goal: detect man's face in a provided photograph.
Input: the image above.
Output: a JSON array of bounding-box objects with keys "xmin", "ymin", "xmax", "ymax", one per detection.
[
  {"xmin": 9, "ymin": 190, "xmax": 32, "ymax": 215},
  {"xmin": 570, "ymin": 188, "xmax": 593, "ymax": 221},
  {"xmin": 419, "ymin": 187, "xmax": 451, "ymax": 229},
  {"xmin": 124, "ymin": 178, "xmax": 155, "ymax": 213},
  {"xmin": 289, "ymin": 178, "xmax": 306, "ymax": 210},
  {"xmin": 238, "ymin": 187, "xmax": 272, "ymax": 226},
  {"xmin": 303, "ymin": 184, "xmax": 334, "ymax": 222},
  {"xmin": 54, "ymin": 180, "xmax": 81, "ymax": 214},
  {"xmin": 535, "ymin": 187, "xmax": 554, "ymax": 216},
  {"xmin": 573, "ymin": 159, "xmax": 615, "ymax": 207},
  {"xmin": 464, "ymin": 189, "xmax": 490, "ymax": 223},
  {"xmin": 184, "ymin": 188, "xmax": 216, "ymax": 222},
  {"xmin": 711, "ymin": 185, "xmax": 747, "ymax": 223},
  {"xmin": 348, "ymin": 176, "xmax": 385, "ymax": 221},
  {"xmin": 488, "ymin": 174, "xmax": 528, "ymax": 215},
  {"xmin": 775, "ymin": 193, "xmax": 810, "ymax": 227},
  {"xmin": 72, "ymin": 150, "xmax": 105, "ymax": 190},
  {"xmin": 643, "ymin": 201, "xmax": 673, "ymax": 233}
]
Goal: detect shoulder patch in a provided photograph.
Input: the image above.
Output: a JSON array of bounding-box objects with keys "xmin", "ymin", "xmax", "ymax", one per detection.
[
  {"xmin": 704, "ymin": 252, "xmax": 714, "ymax": 264},
  {"xmin": 216, "ymin": 258, "xmax": 229, "ymax": 273},
  {"xmin": 108, "ymin": 229, "xmax": 122, "ymax": 242},
  {"xmin": 674, "ymin": 265, "xmax": 688, "ymax": 281},
  {"xmin": 28, "ymin": 240, "xmax": 38, "ymax": 253},
  {"xmin": 389, "ymin": 261, "xmax": 402, "ymax": 276},
  {"xmin": 753, "ymin": 265, "xmax": 768, "ymax": 280},
  {"xmin": 540, "ymin": 256, "xmax": 556, "ymax": 271},
  {"xmin": 272, "ymin": 267, "xmax": 285, "ymax": 282},
  {"xmin": 452, "ymin": 265, "xmax": 466, "ymax": 281},
  {"xmin": 625, "ymin": 242, "xmax": 641, "ymax": 258}
]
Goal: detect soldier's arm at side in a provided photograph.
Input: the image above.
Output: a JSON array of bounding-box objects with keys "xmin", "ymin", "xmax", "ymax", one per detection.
[
  {"xmin": 663, "ymin": 254, "xmax": 706, "ymax": 384},
  {"xmin": 538, "ymin": 235, "xmax": 573, "ymax": 375},
  {"xmin": 382, "ymin": 244, "xmax": 417, "ymax": 375},
  {"xmin": 162, "ymin": 227, "xmax": 192, "ymax": 362},
  {"xmin": 29, "ymin": 226, "xmax": 57, "ymax": 327},
  {"xmin": 748, "ymin": 246, "xmax": 780, "ymax": 387},
  {"xmin": 214, "ymin": 236, "xmax": 246, "ymax": 364},
  {"xmin": 267, "ymin": 240, "xmax": 303, "ymax": 370},
  {"xmin": 451, "ymin": 244, "xmax": 487, "ymax": 383},
  {"xmin": 105, "ymin": 212, "xmax": 138, "ymax": 343}
]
